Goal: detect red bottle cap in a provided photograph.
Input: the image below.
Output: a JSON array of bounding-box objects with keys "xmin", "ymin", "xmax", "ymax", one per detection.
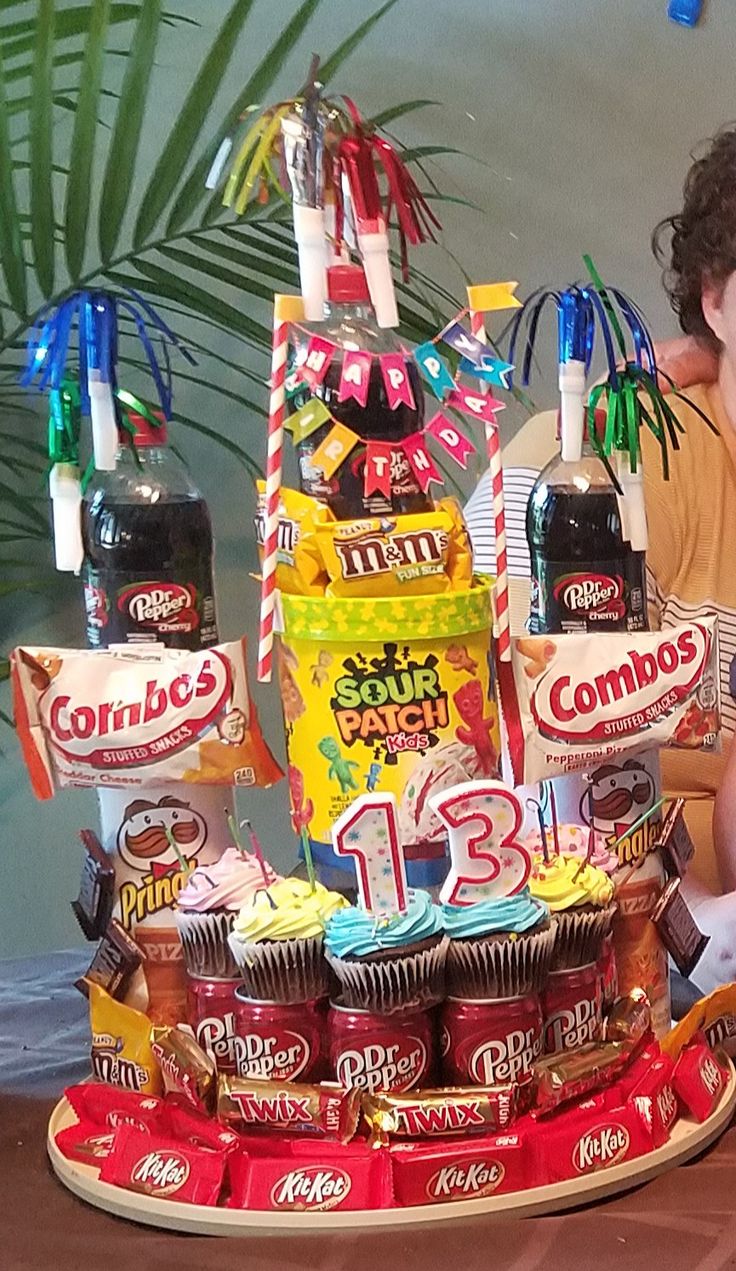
[
  {"xmin": 327, "ymin": 265, "xmax": 370, "ymax": 304},
  {"xmin": 127, "ymin": 411, "xmax": 168, "ymax": 447}
]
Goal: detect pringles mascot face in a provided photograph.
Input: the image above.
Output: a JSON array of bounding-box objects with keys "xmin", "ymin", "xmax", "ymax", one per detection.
[
  {"xmin": 585, "ymin": 759, "xmax": 656, "ymax": 834},
  {"xmin": 116, "ymin": 795, "xmax": 208, "ymax": 874}
]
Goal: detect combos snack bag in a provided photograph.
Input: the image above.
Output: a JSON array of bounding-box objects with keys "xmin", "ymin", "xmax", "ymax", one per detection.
[
  {"xmin": 254, "ymin": 482, "xmax": 334, "ymax": 596},
  {"xmin": 88, "ymin": 983, "xmax": 162, "ymax": 1096},
  {"xmin": 11, "ymin": 638, "xmax": 283, "ymax": 798},
  {"xmin": 295, "ymin": 498, "xmax": 472, "ymax": 598},
  {"xmin": 502, "ymin": 618, "xmax": 720, "ymax": 786}
]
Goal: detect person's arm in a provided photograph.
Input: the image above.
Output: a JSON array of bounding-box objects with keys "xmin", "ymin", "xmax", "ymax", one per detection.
[
  {"xmin": 682, "ymin": 872, "xmax": 736, "ymax": 994},
  {"xmin": 713, "ymin": 740, "xmax": 736, "ymax": 893},
  {"xmin": 654, "ymin": 337, "xmax": 718, "ymax": 392}
]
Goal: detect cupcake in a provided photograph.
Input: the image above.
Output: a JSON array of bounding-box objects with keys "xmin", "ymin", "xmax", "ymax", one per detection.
[
  {"xmin": 228, "ymin": 877, "xmax": 347, "ymax": 1003},
  {"xmin": 523, "ymin": 823, "xmax": 618, "ymax": 875},
  {"xmin": 441, "ymin": 888, "xmax": 554, "ymax": 999},
  {"xmin": 528, "ymin": 854, "xmax": 616, "ymax": 970},
  {"xmin": 324, "ymin": 888, "xmax": 447, "ymax": 1014},
  {"xmin": 175, "ymin": 848, "xmax": 280, "ymax": 979}
]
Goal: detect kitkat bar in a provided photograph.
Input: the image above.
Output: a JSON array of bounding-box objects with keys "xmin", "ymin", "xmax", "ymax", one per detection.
[
  {"xmin": 99, "ymin": 1124, "xmax": 225, "ymax": 1205},
  {"xmin": 64, "ymin": 1083, "xmax": 164, "ymax": 1132},
  {"xmin": 391, "ymin": 1132, "xmax": 529, "ymax": 1206},
  {"xmin": 532, "ymin": 1100, "xmax": 653, "ymax": 1184},
  {"xmin": 229, "ymin": 1147, "xmax": 393, "ymax": 1213},
  {"xmin": 672, "ymin": 1037, "xmax": 730, "ymax": 1122},
  {"xmin": 627, "ymin": 1054, "xmax": 679, "ymax": 1148},
  {"xmin": 161, "ymin": 1103, "xmax": 241, "ymax": 1155},
  {"xmin": 55, "ymin": 1121, "xmax": 118, "ymax": 1166}
]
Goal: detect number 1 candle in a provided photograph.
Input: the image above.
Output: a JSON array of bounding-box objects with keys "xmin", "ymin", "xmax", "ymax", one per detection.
[
  {"xmin": 332, "ymin": 793, "xmax": 408, "ymax": 920},
  {"xmin": 430, "ymin": 780, "xmax": 531, "ymax": 907}
]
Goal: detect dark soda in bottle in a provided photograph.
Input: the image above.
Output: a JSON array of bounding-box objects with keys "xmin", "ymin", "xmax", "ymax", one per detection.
[
  {"xmin": 294, "ymin": 264, "xmax": 429, "ymax": 519},
  {"xmin": 526, "ymin": 438, "xmax": 648, "ymax": 634},
  {"xmin": 81, "ymin": 412, "xmax": 218, "ymax": 649}
]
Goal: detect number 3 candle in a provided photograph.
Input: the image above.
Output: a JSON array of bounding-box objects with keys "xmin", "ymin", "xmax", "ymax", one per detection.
[
  {"xmin": 430, "ymin": 780, "xmax": 531, "ymax": 907},
  {"xmin": 332, "ymin": 793, "xmax": 408, "ymax": 920}
]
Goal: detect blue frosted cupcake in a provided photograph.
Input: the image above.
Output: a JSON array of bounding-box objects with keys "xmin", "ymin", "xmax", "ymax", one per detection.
[
  {"xmin": 441, "ymin": 889, "xmax": 554, "ymax": 999},
  {"xmin": 324, "ymin": 889, "xmax": 448, "ymax": 1013}
]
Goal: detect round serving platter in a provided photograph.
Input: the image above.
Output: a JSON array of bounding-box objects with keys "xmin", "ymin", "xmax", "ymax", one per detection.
[{"xmin": 47, "ymin": 1062, "xmax": 736, "ymax": 1234}]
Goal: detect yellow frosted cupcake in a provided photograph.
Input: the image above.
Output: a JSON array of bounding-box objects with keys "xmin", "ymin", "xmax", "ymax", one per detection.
[
  {"xmin": 529, "ymin": 854, "xmax": 616, "ymax": 971},
  {"xmin": 227, "ymin": 878, "xmax": 347, "ymax": 1003}
]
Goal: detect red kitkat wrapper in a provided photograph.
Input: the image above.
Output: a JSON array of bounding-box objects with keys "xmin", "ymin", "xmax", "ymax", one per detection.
[
  {"xmin": 55, "ymin": 1120, "xmax": 118, "ymax": 1166},
  {"xmin": 533, "ymin": 1100, "xmax": 652, "ymax": 1184},
  {"xmin": 65, "ymin": 1083, "xmax": 164, "ymax": 1132},
  {"xmin": 99, "ymin": 1124, "xmax": 225, "ymax": 1205},
  {"xmin": 672, "ymin": 1036, "xmax": 729, "ymax": 1122},
  {"xmin": 627, "ymin": 1054, "xmax": 678, "ymax": 1148},
  {"xmin": 391, "ymin": 1132, "xmax": 529, "ymax": 1206},
  {"xmin": 162, "ymin": 1103, "xmax": 241, "ymax": 1155},
  {"xmin": 229, "ymin": 1146, "xmax": 392, "ymax": 1213}
]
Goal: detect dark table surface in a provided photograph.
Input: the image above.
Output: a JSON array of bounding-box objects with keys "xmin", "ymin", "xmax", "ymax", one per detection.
[{"xmin": 3, "ymin": 951, "xmax": 736, "ymax": 1271}]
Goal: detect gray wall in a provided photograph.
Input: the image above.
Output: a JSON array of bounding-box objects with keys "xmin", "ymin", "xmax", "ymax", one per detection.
[{"xmin": 0, "ymin": 0, "xmax": 729, "ymax": 956}]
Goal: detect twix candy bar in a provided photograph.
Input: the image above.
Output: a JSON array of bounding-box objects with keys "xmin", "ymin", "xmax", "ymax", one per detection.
[
  {"xmin": 217, "ymin": 1074, "xmax": 360, "ymax": 1144},
  {"xmin": 533, "ymin": 991, "xmax": 652, "ymax": 1116},
  {"xmin": 363, "ymin": 1085, "xmax": 518, "ymax": 1142}
]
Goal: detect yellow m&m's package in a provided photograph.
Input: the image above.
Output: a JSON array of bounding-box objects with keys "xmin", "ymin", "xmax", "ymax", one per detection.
[
  {"xmin": 254, "ymin": 482, "xmax": 334, "ymax": 596},
  {"xmin": 88, "ymin": 981, "xmax": 162, "ymax": 1095}
]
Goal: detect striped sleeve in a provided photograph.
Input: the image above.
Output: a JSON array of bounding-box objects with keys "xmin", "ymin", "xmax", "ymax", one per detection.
[{"xmin": 463, "ymin": 465, "xmax": 539, "ymax": 577}]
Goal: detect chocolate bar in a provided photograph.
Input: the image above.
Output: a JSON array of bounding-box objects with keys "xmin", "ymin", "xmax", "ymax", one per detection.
[
  {"xmin": 75, "ymin": 919, "xmax": 143, "ymax": 1000},
  {"xmin": 652, "ymin": 877, "xmax": 709, "ymax": 977},
  {"xmin": 363, "ymin": 1084, "xmax": 518, "ymax": 1141},
  {"xmin": 656, "ymin": 799, "xmax": 695, "ymax": 878},
  {"xmin": 71, "ymin": 829, "xmax": 115, "ymax": 940}
]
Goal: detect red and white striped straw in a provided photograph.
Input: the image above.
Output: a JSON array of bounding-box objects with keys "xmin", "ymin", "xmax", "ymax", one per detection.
[
  {"xmin": 469, "ymin": 307, "xmax": 511, "ymax": 662},
  {"xmin": 257, "ymin": 294, "xmax": 304, "ymax": 682}
]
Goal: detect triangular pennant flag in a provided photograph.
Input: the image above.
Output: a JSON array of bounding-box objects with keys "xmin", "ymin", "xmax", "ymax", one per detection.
[
  {"xmin": 425, "ymin": 413, "xmax": 476, "ymax": 469},
  {"xmin": 311, "ymin": 423, "xmax": 360, "ymax": 480}
]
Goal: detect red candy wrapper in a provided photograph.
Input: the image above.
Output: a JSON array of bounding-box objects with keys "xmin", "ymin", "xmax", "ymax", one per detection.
[
  {"xmin": 64, "ymin": 1083, "xmax": 164, "ymax": 1132},
  {"xmin": 532, "ymin": 1100, "xmax": 653, "ymax": 1184},
  {"xmin": 627, "ymin": 1054, "xmax": 678, "ymax": 1147},
  {"xmin": 229, "ymin": 1147, "xmax": 393, "ymax": 1213},
  {"xmin": 363, "ymin": 1085, "xmax": 518, "ymax": 1142},
  {"xmin": 161, "ymin": 1103, "xmax": 241, "ymax": 1155},
  {"xmin": 672, "ymin": 1037, "xmax": 729, "ymax": 1122},
  {"xmin": 100, "ymin": 1124, "xmax": 225, "ymax": 1205},
  {"xmin": 217, "ymin": 1074, "xmax": 360, "ymax": 1143},
  {"xmin": 151, "ymin": 1026, "xmax": 215, "ymax": 1116},
  {"xmin": 391, "ymin": 1132, "xmax": 529, "ymax": 1206},
  {"xmin": 55, "ymin": 1121, "xmax": 118, "ymax": 1166}
]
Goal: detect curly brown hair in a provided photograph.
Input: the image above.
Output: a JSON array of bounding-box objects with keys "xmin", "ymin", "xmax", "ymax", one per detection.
[{"xmin": 652, "ymin": 126, "xmax": 736, "ymax": 350}]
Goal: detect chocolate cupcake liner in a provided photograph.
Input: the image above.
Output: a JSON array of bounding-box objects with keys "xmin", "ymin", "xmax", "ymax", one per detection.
[
  {"xmin": 550, "ymin": 905, "xmax": 617, "ymax": 971},
  {"xmin": 445, "ymin": 924, "xmax": 556, "ymax": 1000},
  {"xmin": 325, "ymin": 936, "xmax": 449, "ymax": 1015},
  {"xmin": 175, "ymin": 910, "xmax": 241, "ymax": 980},
  {"xmin": 227, "ymin": 931, "xmax": 330, "ymax": 1003}
]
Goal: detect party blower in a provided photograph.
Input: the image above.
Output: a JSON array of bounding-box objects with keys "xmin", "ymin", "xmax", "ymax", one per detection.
[
  {"xmin": 216, "ymin": 60, "xmax": 440, "ymax": 326},
  {"xmin": 22, "ymin": 289, "xmax": 195, "ymax": 570}
]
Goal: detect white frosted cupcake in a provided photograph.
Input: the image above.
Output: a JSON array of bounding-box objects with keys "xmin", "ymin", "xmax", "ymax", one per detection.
[{"xmin": 175, "ymin": 848, "xmax": 280, "ymax": 979}]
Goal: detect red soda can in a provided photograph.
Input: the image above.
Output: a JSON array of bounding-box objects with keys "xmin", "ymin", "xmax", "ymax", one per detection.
[
  {"xmin": 186, "ymin": 975, "xmax": 241, "ymax": 1073},
  {"xmin": 542, "ymin": 963, "xmax": 603, "ymax": 1054},
  {"xmin": 328, "ymin": 1003, "xmax": 433, "ymax": 1093},
  {"xmin": 234, "ymin": 990, "xmax": 325, "ymax": 1082},
  {"xmin": 441, "ymin": 996, "xmax": 543, "ymax": 1087},
  {"xmin": 598, "ymin": 932, "xmax": 618, "ymax": 1011}
]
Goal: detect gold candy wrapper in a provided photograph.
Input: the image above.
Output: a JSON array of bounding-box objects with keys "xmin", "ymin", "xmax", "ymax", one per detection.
[
  {"xmin": 217, "ymin": 1074, "xmax": 361, "ymax": 1143},
  {"xmin": 663, "ymin": 982, "xmax": 736, "ymax": 1060},
  {"xmin": 151, "ymin": 1025, "xmax": 215, "ymax": 1115},
  {"xmin": 534, "ymin": 991, "xmax": 652, "ymax": 1115},
  {"xmin": 363, "ymin": 1084, "xmax": 518, "ymax": 1142}
]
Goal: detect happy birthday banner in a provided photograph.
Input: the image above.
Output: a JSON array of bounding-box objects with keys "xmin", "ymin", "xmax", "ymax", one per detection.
[{"xmin": 284, "ymin": 284, "xmax": 520, "ymax": 494}]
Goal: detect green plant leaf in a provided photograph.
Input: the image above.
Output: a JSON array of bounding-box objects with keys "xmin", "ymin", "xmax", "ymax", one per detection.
[
  {"xmin": 189, "ymin": 232, "xmax": 300, "ymax": 287},
  {"xmin": 166, "ymin": 0, "xmax": 323, "ymax": 236},
  {"xmin": 98, "ymin": 0, "xmax": 162, "ymax": 265},
  {"xmin": 64, "ymin": 0, "xmax": 111, "ymax": 282},
  {"xmin": 318, "ymin": 0, "xmax": 400, "ymax": 83},
  {"xmin": 29, "ymin": 0, "xmax": 55, "ymax": 298},
  {"xmin": 0, "ymin": 56, "xmax": 27, "ymax": 317},
  {"xmin": 158, "ymin": 243, "xmax": 285, "ymax": 299},
  {"xmin": 134, "ymin": 0, "xmax": 256, "ymax": 249},
  {"xmin": 369, "ymin": 99, "xmax": 439, "ymax": 128},
  {"xmin": 172, "ymin": 411, "xmax": 262, "ymax": 480},
  {"xmin": 112, "ymin": 259, "xmax": 272, "ymax": 346}
]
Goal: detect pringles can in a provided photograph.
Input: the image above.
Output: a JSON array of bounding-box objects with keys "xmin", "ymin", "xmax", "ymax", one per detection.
[
  {"xmin": 328, "ymin": 1002, "xmax": 433, "ymax": 1092},
  {"xmin": 234, "ymin": 992, "xmax": 325, "ymax": 1082},
  {"xmin": 279, "ymin": 585, "xmax": 498, "ymax": 891},
  {"xmin": 440, "ymin": 995, "xmax": 543, "ymax": 1087}
]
